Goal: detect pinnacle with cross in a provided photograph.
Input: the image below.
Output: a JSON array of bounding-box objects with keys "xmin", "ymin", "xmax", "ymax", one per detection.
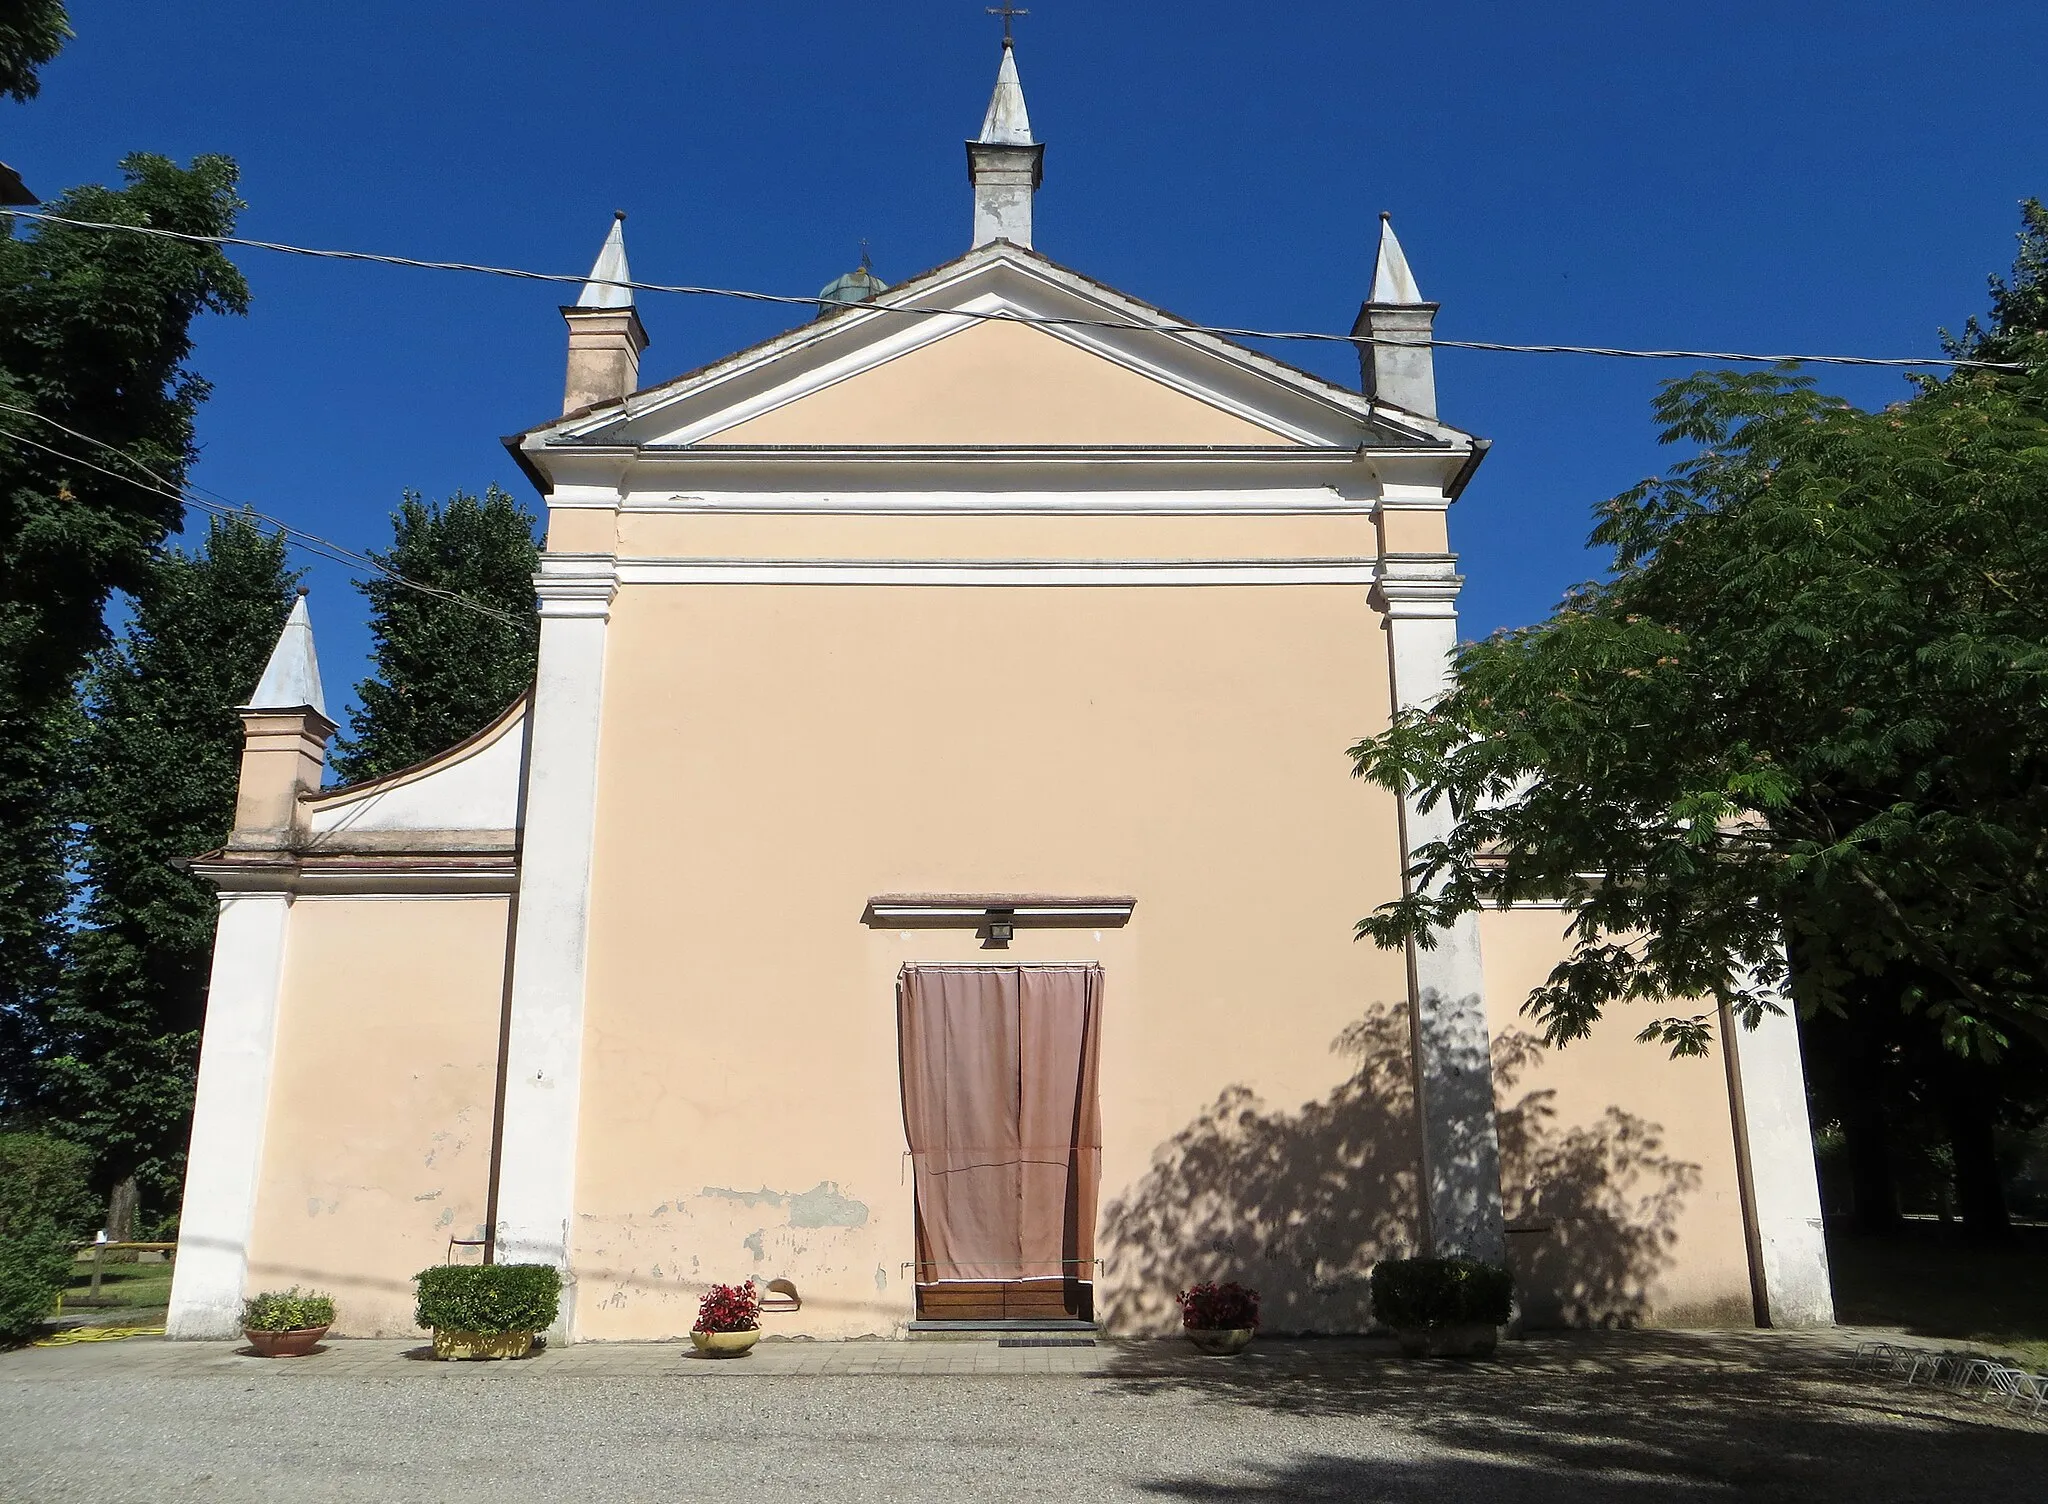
[{"xmin": 987, "ymin": 2, "xmax": 1028, "ymax": 47}]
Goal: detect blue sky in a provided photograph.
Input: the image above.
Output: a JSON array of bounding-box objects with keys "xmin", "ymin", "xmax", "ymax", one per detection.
[{"xmin": 8, "ymin": 1, "xmax": 2047, "ymax": 728}]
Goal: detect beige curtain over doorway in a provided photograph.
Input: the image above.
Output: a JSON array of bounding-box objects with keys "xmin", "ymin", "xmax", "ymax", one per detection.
[{"xmin": 897, "ymin": 964, "xmax": 1104, "ymax": 1285}]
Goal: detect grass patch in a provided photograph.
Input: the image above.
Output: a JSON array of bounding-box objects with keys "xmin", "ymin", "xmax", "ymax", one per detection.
[
  {"xmin": 64, "ymin": 1259, "xmax": 173, "ymax": 1312},
  {"xmin": 1827, "ymin": 1223, "xmax": 2048, "ymax": 1367}
]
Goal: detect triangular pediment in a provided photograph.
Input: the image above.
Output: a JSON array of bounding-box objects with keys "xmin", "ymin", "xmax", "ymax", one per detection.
[
  {"xmin": 701, "ymin": 316, "xmax": 1291, "ymax": 447},
  {"xmin": 518, "ymin": 246, "xmax": 1476, "ymax": 460}
]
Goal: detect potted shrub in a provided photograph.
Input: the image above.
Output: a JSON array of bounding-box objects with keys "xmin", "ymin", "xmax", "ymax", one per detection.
[
  {"xmin": 240, "ymin": 1288, "xmax": 335, "ymax": 1357},
  {"xmin": 1176, "ymin": 1280, "xmax": 1260, "ymax": 1356},
  {"xmin": 690, "ymin": 1280, "xmax": 762, "ymax": 1357},
  {"xmin": 1371, "ymin": 1257, "xmax": 1513, "ymax": 1358},
  {"xmin": 413, "ymin": 1263, "xmax": 560, "ymax": 1361}
]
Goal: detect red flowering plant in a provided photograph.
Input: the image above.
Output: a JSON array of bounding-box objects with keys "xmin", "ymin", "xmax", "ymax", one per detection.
[
  {"xmin": 694, "ymin": 1280, "xmax": 762, "ymax": 1334},
  {"xmin": 1176, "ymin": 1281, "xmax": 1260, "ymax": 1331}
]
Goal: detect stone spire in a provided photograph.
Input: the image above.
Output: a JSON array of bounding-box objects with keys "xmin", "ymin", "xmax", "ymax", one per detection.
[
  {"xmin": 245, "ymin": 592, "xmax": 327, "ymax": 716},
  {"xmin": 231, "ymin": 591, "xmax": 335, "ymax": 849},
  {"xmin": 967, "ymin": 43, "xmax": 1044, "ymax": 248},
  {"xmin": 561, "ymin": 211, "xmax": 649, "ymax": 413},
  {"xmin": 575, "ymin": 212, "xmax": 634, "ymax": 309},
  {"xmin": 1351, "ymin": 213, "xmax": 1440, "ymax": 419}
]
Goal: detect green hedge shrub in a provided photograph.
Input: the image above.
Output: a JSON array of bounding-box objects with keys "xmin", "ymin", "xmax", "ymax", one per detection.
[
  {"xmin": 241, "ymin": 1288, "xmax": 337, "ymax": 1332},
  {"xmin": 0, "ymin": 1134, "xmax": 97, "ymax": 1344},
  {"xmin": 413, "ymin": 1264, "xmax": 560, "ymax": 1335},
  {"xmin": 1370, "ymin": 1258, "xmax": 1514, "ymax": 1330}
]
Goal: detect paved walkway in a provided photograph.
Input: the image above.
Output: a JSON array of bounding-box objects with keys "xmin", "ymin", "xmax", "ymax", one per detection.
[
  {"xmin": 8, "ymin": 1331, "xmax": 1392, "ymax": 1379},
  {"xmin": 4, "ymin": 1328, "xmax": 2045, "ymax": 1502}
]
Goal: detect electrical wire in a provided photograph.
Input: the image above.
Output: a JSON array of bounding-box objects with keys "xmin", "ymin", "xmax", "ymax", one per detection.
[
  {"xmin": 0, "ymin": 401, "xmax": 523, "ymax": 626},
  {"xmin": 6, "ymin": 207, "xmax": 2026, "ymax": 373}
]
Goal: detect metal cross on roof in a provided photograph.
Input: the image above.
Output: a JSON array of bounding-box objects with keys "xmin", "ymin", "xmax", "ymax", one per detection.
[{"xmin": 986, "ymin": 2, "xmax": 1028, "ymax": 47}]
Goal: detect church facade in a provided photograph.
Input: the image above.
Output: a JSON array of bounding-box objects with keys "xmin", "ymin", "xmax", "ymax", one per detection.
[{"xmin": 167, "ymin": 45, "xmax": 1833, "ymax": 1342}]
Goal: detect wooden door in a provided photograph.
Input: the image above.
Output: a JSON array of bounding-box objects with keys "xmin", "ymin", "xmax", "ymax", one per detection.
[{"xmin": 897, "ymin": 964, "xmax": 1103, "ymax": 1322}]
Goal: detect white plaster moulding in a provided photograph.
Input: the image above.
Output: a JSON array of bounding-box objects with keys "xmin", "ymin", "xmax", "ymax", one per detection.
[
  {"xmin": 545, "ymin": 256, "xmax": 1399, "ymax": 452},
  {"xmin": 189, "ymin": 860, "xmax": 518, "ymax": 897},
  {"xmin": 610, "ymin": 558, "xmax": 1378, "ymax": 587},
  {"xmin": 609, "ymin": 490, "xmax": 1381, "ymax": 517},
  {"xmin": 543, "ymin": 444, "xmax": 1403, "ymax": 466},
  {"xmin": 868, "ymin": 896, "xmax": 1135, "ymax": 925}
]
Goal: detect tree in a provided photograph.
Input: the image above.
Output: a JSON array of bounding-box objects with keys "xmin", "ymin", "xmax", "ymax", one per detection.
[
  {"xmin": 1945, "ymin": 197, "xmax": 2048, "ymax": 370},
  {"xmin": 0, "ymin": 156, "xmax": 247, "ymax": 1113},
  {"xmin": 0, "ymin": 0, "xmax": 69, "ymax": 102},
  {"xmin": 331, "ymin": 486, "xmax": 539, "ymax": 784},
  {"xmin": 42, "ymin": 515, "xmax": 296, "ymax": 1226},
  {"xmin": 1347, "ymin": 208, "xmax": 2048, "ymax": 1234}
]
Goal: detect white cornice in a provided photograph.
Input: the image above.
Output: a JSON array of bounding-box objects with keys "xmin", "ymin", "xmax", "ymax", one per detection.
[
  {"xmin": 610, "ymin": 557, "xmax": 1377, "ymax": 587},
  {"xmin": 612, "ymin": 489, "xmax": 1378, "ymax": 516},
  {"xmin": 191, "ymin": 857, "xmax": 519, "ymax": 898}
]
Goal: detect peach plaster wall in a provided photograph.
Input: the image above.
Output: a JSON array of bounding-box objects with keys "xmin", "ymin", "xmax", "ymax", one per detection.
[
  {"xmin": 244, "ymin": 895, "xmax": 509, "ymax": 1336},
  {"xmin": 565, "ymin": 580, "xmax": 1422, "ymax": 1339},
  {"xmin": 1479, "ymin": 906, "xmax": 1759, "ymax": 1328}
]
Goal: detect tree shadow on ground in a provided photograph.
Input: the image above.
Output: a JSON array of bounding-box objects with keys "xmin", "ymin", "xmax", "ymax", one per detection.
[
  {"xmin": 1097, "ymin": 1006, "xmax": 1702, "ymax": 1333},
  {"xmin": 1112, "ymin": 1331, "xmax": 2048, "ymax": 1503}
]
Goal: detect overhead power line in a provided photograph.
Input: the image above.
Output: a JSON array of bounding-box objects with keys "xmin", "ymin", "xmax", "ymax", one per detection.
[
  {"xmin": 0, "ymin": 400, "xmax": 522, "ymax": 627},
  {"xmin": 5, "ymin": 207, "xmax": 2026, "ymax": 373}
]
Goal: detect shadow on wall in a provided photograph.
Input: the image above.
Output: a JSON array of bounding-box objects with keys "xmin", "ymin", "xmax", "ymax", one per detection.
[
  {"xmin": 1492, "ymin": 1029, "xmax": 1703, "ymax": 1329},
  {"xmin": 1098, "ymin": 1006, "xmax": 1705, "ymax": 1335},
  {"xmin": 1097, "ymin": 1003, "xmax": 1426, "ymax": 1334}
]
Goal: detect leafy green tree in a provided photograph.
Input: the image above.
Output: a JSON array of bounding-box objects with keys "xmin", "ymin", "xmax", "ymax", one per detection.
[
  {"xmin": 1944, "ymin": 197, "xmax": 2048, "ymax": 370},
  {"xmin": 0, "ymin": 156, "xmax": 247, "ymax": 1114},
  {"xmin": 0, "ymin": 0, "xmax": 70, "ymax": 102},
  {"xmin": 43, "ymin": 515, "xmax": 296, "ymax": 1224},
  {"xmin": 331, "ymin": 486, "xmax": 539, "ymax": 784},
  {"xmin": 1350, "ymin": 213, "xmax": 2048, "ymax": 1236},
  {"xmin": 1348, "ymin": 213, "xmax": 2048, "ymax": 1064}
]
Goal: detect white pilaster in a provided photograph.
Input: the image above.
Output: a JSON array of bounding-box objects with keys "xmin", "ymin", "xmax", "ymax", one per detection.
[
  {"xmin": 166, "ymin": 891, "xmax": 292, "ymax": 1337},
  {"xmin": 493, "ymin": 553, "xmax": 616, "ymax": 1340},
  {"xmin": 1376, "ymin": 550, "xmax": 1507, "ymax": 1264},
  {"xmin": 1729, "ymin": 991, "xmax": 1836, "ymax": 1325}
]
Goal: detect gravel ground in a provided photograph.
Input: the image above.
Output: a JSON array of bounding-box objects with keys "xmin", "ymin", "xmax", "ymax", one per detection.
[{"xmin": 4, "ymin": 1332, "xmax": 2045, "ymax": 1502}]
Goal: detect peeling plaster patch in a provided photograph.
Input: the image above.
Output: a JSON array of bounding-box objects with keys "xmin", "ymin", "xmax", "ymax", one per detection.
[
  {"xmin": 436, "ymin": 1207, "xmax": 454, "ymax": 1228},
  {"xmin": 702, "ymin": 1186, "xmax": 786, "ymax": 1211},
  {"xmin": 652, "ymin": 1202, "xmax": 671, "ymax": 1217},
  {"xmin": 788, "ymin": 1183, "xmax": 869, "ymax": 1229},
  {"xmin": 743, "ymin": 1230, "xmax": 765, "ymax": 1261},
  {"xmin": 876, "ymin": 1265, "xmax": 888, "ymax": 1292},
  {"xmin": 700, "ymin": 1182, "xmax": 868, "ymax": 1229},
  {"xmin": 413, "ymin": 1190, "xmax": 442, "ymax": 1202}
]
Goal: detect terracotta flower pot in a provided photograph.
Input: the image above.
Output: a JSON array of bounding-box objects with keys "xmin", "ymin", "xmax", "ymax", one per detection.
[
  {"xmin": 1185, "ymin": 1327, "xmax": 1255, "ymax": 1356},
  {"xmin": 690, "ymin": 1328, "xmax": 761, "ymax": 1358},
  {"xmin": 431, "ymin": 1328, "xmax": 535, "ymax": 1361},
  {"xmin": 1395, "ymin": 1323, "xmax": 1499, "ymax": 1359},
  {"xmin": 244, "ymin": 1325, "xmax": 328, "ymax": 1358}
]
